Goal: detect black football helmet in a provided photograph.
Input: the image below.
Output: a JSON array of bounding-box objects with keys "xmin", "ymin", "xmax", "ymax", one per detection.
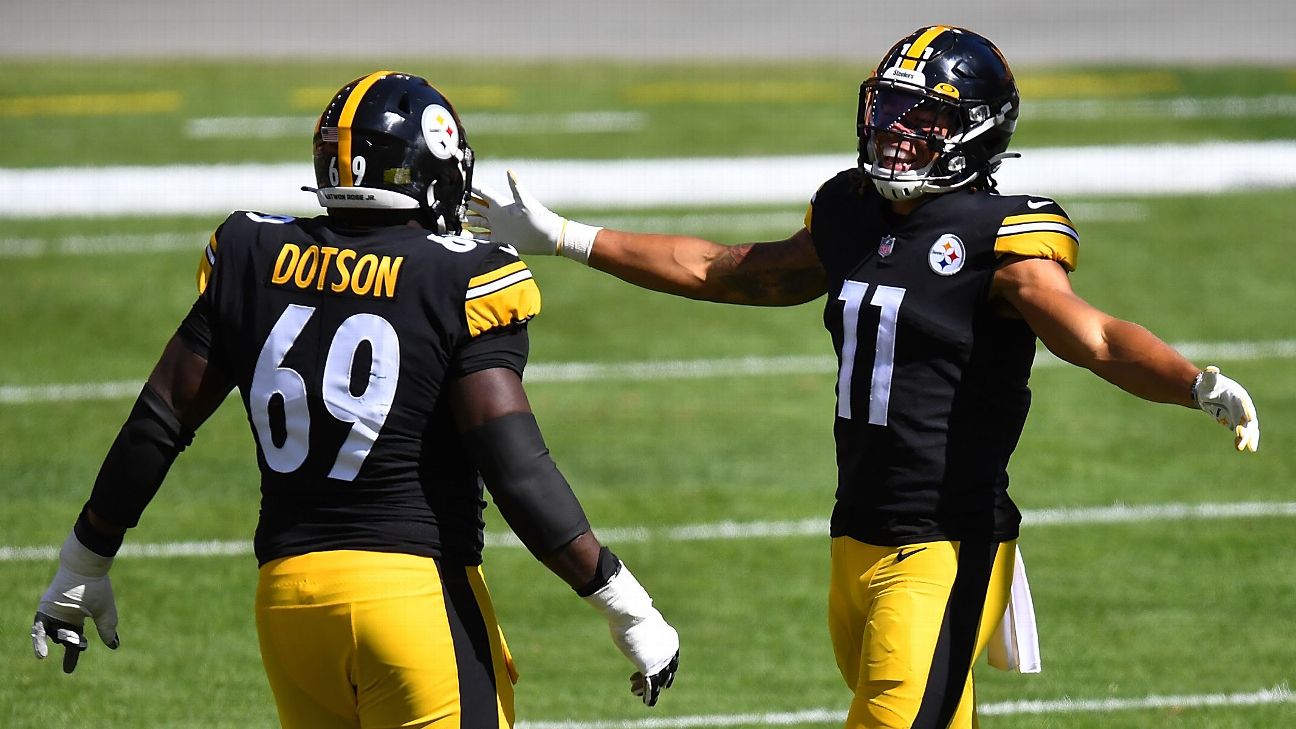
[
  {"xmin": 309, "ymin": 71, "xmax": 474, "ymax": 232},
  {"xmin": 858, "ymin": 26, "xmax": 1020, "ymax": 200}
]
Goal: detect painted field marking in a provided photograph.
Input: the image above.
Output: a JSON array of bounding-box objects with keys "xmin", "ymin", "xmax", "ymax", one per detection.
[
  {"xmin": 0, "ymin": 91, "xmax": 182, "ymax": 118},
  {"xmin": 1029, "ymin": 94, "xmax": 1296, "ymax": 120},
  {"xmin": 185, "ymin": 111, "xmax": 645, "ymax": 139},
  {"xmin": 4, "ymin": 141, "xmax": 1296, "ymax": 218},
  {"xmin": 3, "ymin": 501, "xmax": 1295, "ymax": 563},
  {"xmin": 3, "ymin": 339, "xmax": 1294, "ymax": 405},
  {"xmin": 514, "ymin": 685, "xmax": 1294, "ymax": 728}
]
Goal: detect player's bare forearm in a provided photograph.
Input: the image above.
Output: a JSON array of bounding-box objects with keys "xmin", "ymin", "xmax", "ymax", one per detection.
[
  {"xmin": 1075, "ymin": 318, "xmax": 1200, "ymax": 407},
  {"xmin": 590, "ymin": 228, "xmax": 826, "ymax": 306},
  {"xmin": 995, "ymin": 257, "xmax": 1199, "ymax": 407}
]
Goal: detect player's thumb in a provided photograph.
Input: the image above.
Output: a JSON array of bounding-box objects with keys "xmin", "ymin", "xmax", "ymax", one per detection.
[{"xmin": 95, "ymin": 606, "xmax": 120, "ymax": 650}]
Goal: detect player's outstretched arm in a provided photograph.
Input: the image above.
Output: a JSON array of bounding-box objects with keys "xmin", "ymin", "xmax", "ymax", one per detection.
[
  {"xmin": 992, "ymin": 256, "xmax": 1258, "ymax": 452},
  {"xmin": 452, "ymin": 368, "xmax": 680, "ymax": 705},
  {"xmin": 469, "ymin": 170, "xmax": 826, "ymax": 306},
  {"xmin": 33, "ymin": 335, "xmax": 234, "ymax": 673}
]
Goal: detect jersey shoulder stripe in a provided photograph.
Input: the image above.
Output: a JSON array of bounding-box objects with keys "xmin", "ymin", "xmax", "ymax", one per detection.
[
  {"xmin": 465, "ymin": 259, "xmax": 541, "ymax": 337},
  {"xmin": 994, "ymin": 212, "xmax": 1080, "ymax": 271},
  {"xmin": 196, "ymin": 230, "xmax": 219, "ymax": 294}
]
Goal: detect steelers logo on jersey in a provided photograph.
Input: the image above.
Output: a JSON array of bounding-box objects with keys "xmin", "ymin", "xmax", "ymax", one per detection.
[
  {"xmin": 422, "ymin": 104, "xmax": 461, "ymax": 161},
  {"xmin": 929, "ymin": 234, "xmax": 966, "ymax": 276}
]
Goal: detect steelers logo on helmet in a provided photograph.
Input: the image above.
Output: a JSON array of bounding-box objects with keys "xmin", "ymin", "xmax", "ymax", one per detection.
[
  {"xmin": 929, "ymin": 234, "xmax": 966, "ymax": 276},
  {"xmin": 423, "ymin": 104, "xmax": 462, "ymax": 161}
]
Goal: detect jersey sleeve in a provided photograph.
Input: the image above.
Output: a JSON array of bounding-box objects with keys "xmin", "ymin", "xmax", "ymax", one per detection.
[
  {"xmin": 993, "ymin": 198, "xmax": 1080, "ymax": 271},
  {"xmin": 178, "ymin": 217, "xmax": 233, "ymax": 366},
  {"xmin": 195, "ymin": 226, "xmax": 222, "ymax": 295},
  {"xmin": 449, "ymin": 245, "xmax": 540, "ymax": 377},
  {"xmin": 463, "ymin": 246, "xmax": 541, "ymax": 338}
]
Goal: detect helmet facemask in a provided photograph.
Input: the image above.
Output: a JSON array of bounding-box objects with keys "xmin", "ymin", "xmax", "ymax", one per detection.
[{"xmin": 858, "ymin": 80, "xmax": 965, "ymax": 201}]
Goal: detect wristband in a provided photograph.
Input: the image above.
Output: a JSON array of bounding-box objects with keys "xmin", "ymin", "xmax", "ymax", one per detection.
[
  {"xmin": 1190, "ymin": 369, "xmax": 1207, "ymax": 407},
  {"xmin": 575, "ymin": 546, "xmax": 623, "ymax": 597},
  {"xmin": 582, "ymin": 560, "xmax": 656, "ymax": 627},
  {"xmin": 557, "ymin": 220, "xmax": 602, "ymax": 264}
]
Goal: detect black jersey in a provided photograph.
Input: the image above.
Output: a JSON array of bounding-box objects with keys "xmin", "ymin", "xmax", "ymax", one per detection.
[
  {"xmin": 807, "ymin": 172, "xmax": 1079, "ymax": 545},
  {"xmin": 180, "ymin": 211, "xmax": 541, "ymax": 566}
]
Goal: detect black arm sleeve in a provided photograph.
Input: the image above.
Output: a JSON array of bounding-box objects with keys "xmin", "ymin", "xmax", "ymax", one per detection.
[
  {"xmin": 461, "ymin": 411, "xmax": 591, "ymax": 559},
  {"xmin": 175, "ymin": 297, "xmax": 214, "ymax": 360},
  {"xmin": 86, "ymin": 383, "xmax": 194, "ymax": 530}
]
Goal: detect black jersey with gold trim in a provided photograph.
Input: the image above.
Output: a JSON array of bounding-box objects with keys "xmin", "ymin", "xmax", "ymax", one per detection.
[
  {"xmin": 806, "ymin": 171, "xmax": 1079, "ymax": 545},
  {"xmin": 183, "ymin": 211, "xmax": 540, "ymax": 566}
]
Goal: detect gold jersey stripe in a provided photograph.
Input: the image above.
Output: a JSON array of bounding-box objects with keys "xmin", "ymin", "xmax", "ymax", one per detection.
[
  {"xmin": 995, "ymin": 231, "xmax": 1080, "ymax": 271},
  {"xmin": 1002, "ymin": 213, "xmax": 1073, "ymax": 226},
  {"xmin": 899, "ymin": 26, "xmax": 952, "ymax": 70},
  {"xmin": 465, "ymin": 277, "xmax": 541, "ymax": 337},
  {"xmin": 338, "ymin": 71, "xmax": 394, "ymax": 186},
  {"xmin": 196, "ymin": 231, "xmax": 218, "ymax": 294},
  {"xmin": 468, "ymin": 260, "xmax": 529, "ymax": 290}
]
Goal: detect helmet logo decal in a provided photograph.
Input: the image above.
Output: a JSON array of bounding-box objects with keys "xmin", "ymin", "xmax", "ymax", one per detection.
[
  {"xmin": 422, "ymin": 104, "xmax": 461, "ymax": 161},
  {"xmin": 929, "ymin": 234, "xmax": 966, "ymax": 276}
]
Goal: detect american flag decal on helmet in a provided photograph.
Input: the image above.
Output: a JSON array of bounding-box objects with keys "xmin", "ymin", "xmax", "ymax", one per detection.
[{"xmin": 320, "ymin": 126, "xmax": 339, "ymax": 143}]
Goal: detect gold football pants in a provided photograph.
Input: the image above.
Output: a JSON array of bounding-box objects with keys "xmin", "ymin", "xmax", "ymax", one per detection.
[
  {"xmin": 255, "ymin": 550, "xmax": 518, "ymax": 729},
  {"xmin": 828, "ymin": 537, "xmax": 1015, "ymax": 729}
]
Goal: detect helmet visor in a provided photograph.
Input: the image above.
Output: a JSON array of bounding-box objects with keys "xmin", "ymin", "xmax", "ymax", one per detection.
[{"xmin": 861, "ymin": 83, "xmax": 961, "ymax": 140}]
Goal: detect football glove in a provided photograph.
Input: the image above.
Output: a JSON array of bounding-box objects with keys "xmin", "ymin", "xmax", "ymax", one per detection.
[
  {"xmin": 32, "ymin": 530, "xmax": 120, "ymax": 673},
  {"xmin": 467, "ymin": 170, "xmax": 602, "ymax": 263},
  {"xmin": 1193, "ymin": 366, "xmax": 1260, "ymax": 452},
  {"xmin": 582, "ymin": 560, "xmax": 680, "ymax": 706}
]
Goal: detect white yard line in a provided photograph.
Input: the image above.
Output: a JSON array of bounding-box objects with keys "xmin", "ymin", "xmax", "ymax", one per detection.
[
  {"xmin": 4, "ymin": 339, "xmax": 1294, "ymax": 405},
  {"xmin": 515, "ymin": 686, "xmax": 1294, "ymax": 728},
  {"xmin": 4, "ymin": 141, "xmax": 1296, "ymax": 218},
  {"xmin": 3, "ymin": 501, "xmax": 1295, "ymax": 563}
]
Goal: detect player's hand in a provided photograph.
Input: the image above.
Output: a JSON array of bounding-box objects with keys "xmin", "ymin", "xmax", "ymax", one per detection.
[
  {"xmin": 631, "ymin": 650, "xmax": 679, "ymax": 706},
  {"xmin": 467, "ymin": 170, "xmax": 565, "ymax": 254},
  {"xmin": 1194, "ymin": 366, "xmax": 1260, "ymax": 452},
  {"xmin": 467, "ymin": 171, "xmax": 601, "ymax": 262},
  {"xmin": 582, "ymin": 561, "xmax": 681, "ymax": 706},
  {"xmin": 32, "ymin": 531, "xmax": 120, "ymax": 673}
]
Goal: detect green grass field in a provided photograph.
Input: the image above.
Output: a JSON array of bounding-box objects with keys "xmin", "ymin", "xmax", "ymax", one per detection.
[{"xmin": 2, "ymin": 59, "xmax": 1294, "ymax": 728}]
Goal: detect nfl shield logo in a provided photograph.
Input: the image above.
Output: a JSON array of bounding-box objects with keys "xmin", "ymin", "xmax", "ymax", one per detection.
[{"xmin": 878, "ymin": 235, "xmax": 896, "ymax": 257}]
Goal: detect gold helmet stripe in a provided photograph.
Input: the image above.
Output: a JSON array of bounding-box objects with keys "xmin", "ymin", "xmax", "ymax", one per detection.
[
  {"xmin": 899, "ymin": 25, "xmax": 953, "ymax": 71},
  {"xmin": 338, "ymin": 70, "xmax": 394, "ymax": 186}
]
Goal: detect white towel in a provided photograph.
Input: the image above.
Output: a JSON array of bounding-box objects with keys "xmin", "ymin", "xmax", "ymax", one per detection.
[{"xmin": 987, "ymin": 544, "xmax": 1042, "ymax": 673}]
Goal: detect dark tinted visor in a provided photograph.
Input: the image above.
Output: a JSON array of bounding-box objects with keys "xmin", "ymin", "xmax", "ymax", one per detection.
[{"xmin": 861, "ymin": 83, "xmax": 960, "ymax": 138}]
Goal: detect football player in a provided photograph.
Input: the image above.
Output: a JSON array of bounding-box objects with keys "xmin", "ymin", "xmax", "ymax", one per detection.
[
  {"xmin": 467, "ymin": 26, "xmax": 1259, "ymax": 729},
  {"xmin": 31, "ymin": 71, "xmax": 680, "ymax": 728}
]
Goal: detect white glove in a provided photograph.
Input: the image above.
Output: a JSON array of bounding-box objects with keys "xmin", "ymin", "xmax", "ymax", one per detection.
[
  {"xmin": 32, "ymin": 530, "xmax": 120, "ymax": 673},
  {"xmin": 582, "ymin": 561, "xmax": 680, "ymax": 706},
  {"xmin": 1193, "ymin": 366, "xmax": 1260, "ymax": 452},
  {"xmin": 467, "ymin": 170, "xmax": 602, "ymax": 263}
]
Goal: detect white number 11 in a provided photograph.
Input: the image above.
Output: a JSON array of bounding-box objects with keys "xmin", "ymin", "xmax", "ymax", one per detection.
[{"xmin": 837, "ymin": 281, "xmax": 906, "ymax": 425}]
